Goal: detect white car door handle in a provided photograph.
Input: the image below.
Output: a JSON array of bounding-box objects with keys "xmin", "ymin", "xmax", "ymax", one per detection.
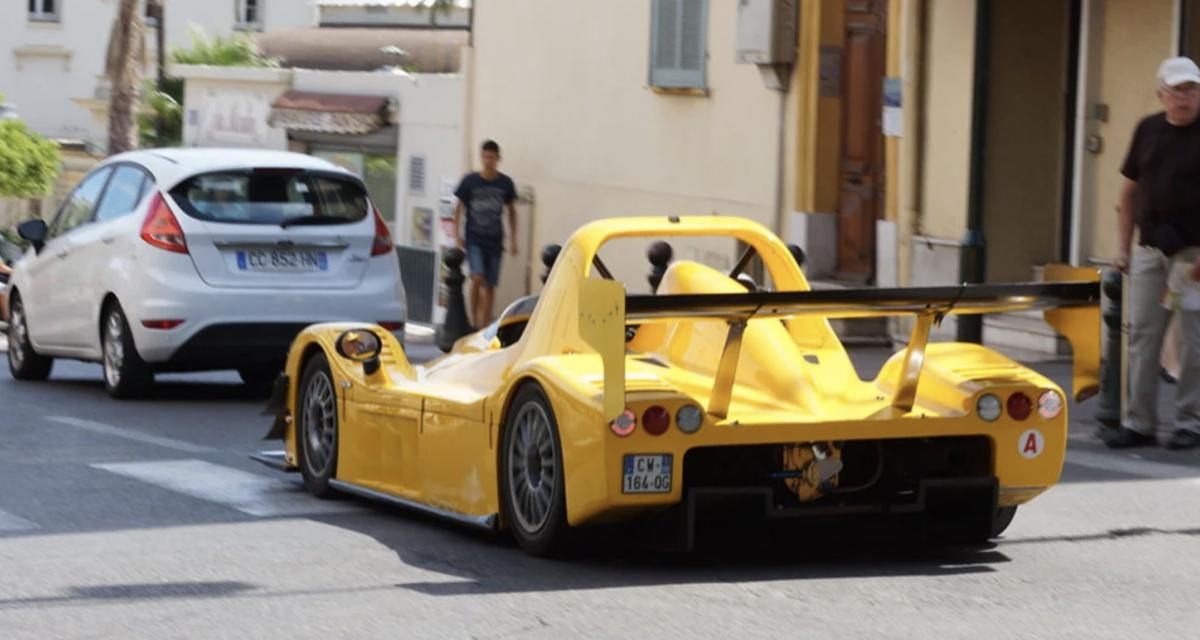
[
  {"xmin": 55, "ymin": 249, "xmax": 70, "ymax": 259},
  {"xmin": 102, "ymin": 236, "xmax": 116, "ymax": 245}
]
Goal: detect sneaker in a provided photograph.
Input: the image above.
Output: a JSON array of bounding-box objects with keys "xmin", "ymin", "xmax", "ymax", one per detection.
[
  {"xmin": 1102, "ymin": 426, "xmax": 1158, "ymax": 449},
  {"xmin": 1165, "ymin": 429, "xmax": 1200, "ymax": 451}
]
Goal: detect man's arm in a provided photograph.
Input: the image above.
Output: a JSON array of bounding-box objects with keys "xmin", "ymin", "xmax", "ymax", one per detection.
[
  {"xmin": 452, "ymin": 200, "xmax": 465, "ymax": 249},
  {"xmin": 1117, "ymin": 177, "xmax": 1137, "ymax": 272},
  {"xmin": 507, "ymin": 202, "xmax": 519, "ymax": 256}
]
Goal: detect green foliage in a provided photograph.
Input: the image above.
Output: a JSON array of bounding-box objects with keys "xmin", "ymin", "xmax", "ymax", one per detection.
[
  {"xmin": 0, "ymin": 121, "xmax": 61, "ymax": 198},
  {"xmin": 138, "ymin": 85, "xmax": 183, "ymax": 148},
  {"xmin": 170, "ymin": 27, "xmax": 279, "ymax": 67}
]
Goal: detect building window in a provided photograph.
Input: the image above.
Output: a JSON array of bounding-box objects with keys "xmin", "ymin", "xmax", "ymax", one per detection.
[
  {"xmin": 236, "ymin": 0, "xmax": 262, "ymax": 30},
  {"xmin": 649, "ymin": 0, "xmax": 708, "ymax": 90},
  {"xmin": 28, "ymin": 0, "xmax": 59, "ymax": 22}
]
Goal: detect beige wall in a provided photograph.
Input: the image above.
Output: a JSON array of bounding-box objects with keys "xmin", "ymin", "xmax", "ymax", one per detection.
[
  {"xmin": 469, "ymin": 0, "xmax": 787, "ymax": 296},
  {"xmin": 982, "ymin": 0, "xmax": 1070, "ymax": 283},
  {"xmin": 1079, "ymin": 0, "xmax": 1176, "ymax": 260},
  {"xmin": 916, "ymin": 0, "xmax": 976, "ymax": 242}
]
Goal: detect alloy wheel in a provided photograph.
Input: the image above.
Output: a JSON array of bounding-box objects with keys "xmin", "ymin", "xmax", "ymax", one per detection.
[
  {"xmin": 302, "ymin": 371, "xmax": 337, "ymax": 476},
  {"xmin": 506, "ymin": 401, "xmax": 558, "ymax": 533}
]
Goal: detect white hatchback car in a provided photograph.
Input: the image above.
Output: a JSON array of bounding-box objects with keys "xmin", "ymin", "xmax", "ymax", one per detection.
[{"xmin": 5, "ymin": 149, "xmax": 406, "ymax": 398}]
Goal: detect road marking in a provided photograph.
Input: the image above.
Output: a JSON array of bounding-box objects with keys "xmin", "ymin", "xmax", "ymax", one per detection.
[
  {"xmin": 45, "ymin": 416, "xmax": 216, "ymax": 454},
  {"xmin": 0, "ymin": 508, "xmax": 36, "ymax": 532},
  {"xmin": 91, "ymin": 459, "xmax": 357, "ymax": 517},
  {"xmin": 1066, "ymin": 448, "xmax": 1200, "ymax": 480}
]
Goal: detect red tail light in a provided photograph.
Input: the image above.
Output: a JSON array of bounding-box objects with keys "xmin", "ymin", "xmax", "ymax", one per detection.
[
  {"xmin": 642, "ymin": 406, "xmax": 671, "ymax": 436},
  {"xmin": 140, "ymin": 194, "xmax": 188, "ymax": 254},
  {"xmin": 141, "ymin": 320, "xmax": 184, "ymax": 330},
  {"xmin": 1007, "ymin": 392, "xmax": 1033, "ymax": 421},
  {"xmin": 371, "ymin": 208, "xmax": 393, "ymax": 257}
]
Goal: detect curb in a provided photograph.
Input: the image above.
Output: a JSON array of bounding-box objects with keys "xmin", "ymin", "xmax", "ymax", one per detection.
[{"xmin": 405, "ymin": 323, "xmax": 435, "ymax": 346}]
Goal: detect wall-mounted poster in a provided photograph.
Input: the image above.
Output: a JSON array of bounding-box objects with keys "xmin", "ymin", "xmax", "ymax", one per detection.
[{"xmin": 411, "ymin": 206, "xmax": 434, "ymax": 248}]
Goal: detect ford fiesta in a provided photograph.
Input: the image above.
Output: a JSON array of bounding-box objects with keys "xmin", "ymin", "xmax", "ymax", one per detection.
[{"xmin": 5, "ymin": 149, "xmax": 405, "ymax": 398}]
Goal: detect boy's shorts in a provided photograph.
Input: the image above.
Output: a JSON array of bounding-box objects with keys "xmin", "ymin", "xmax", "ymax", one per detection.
[{"xmin": 467, "ymin": 243, "xmax": 503, "ymax": 288}]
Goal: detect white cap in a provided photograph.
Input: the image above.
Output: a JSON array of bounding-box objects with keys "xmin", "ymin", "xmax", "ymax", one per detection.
[{"xmin": 1158, "ymin": 57, "xmax": 1200, "ymax": 87}]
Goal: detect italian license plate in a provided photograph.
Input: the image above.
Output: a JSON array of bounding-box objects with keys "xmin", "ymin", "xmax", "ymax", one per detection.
[
  {"xmin": 236, "ymin": 250, "xmax": 328, "ymax": 272},
  {"xmin": 622, "ymin": 454, "xmax": 672, "ymax": 494}
]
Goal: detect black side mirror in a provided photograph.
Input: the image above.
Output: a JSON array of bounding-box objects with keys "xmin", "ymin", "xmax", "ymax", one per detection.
[{"xmin": 17, "ymin": 219, "xmax": 47, "ymax": 253}]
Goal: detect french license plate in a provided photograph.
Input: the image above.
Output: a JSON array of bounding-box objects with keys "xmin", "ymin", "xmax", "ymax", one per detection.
[
  {"xmin": 622, "ymin": 454, "xmax": 672, "ymax": 494},
  {"xmin": 236, "ymin": 250, "xmax": 328, "ymax": 272}
]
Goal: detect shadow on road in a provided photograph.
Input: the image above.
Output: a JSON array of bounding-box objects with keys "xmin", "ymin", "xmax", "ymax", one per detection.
[{"xmin": 308, "ymin": 498, "xmax": 1010, "ymax": 597}]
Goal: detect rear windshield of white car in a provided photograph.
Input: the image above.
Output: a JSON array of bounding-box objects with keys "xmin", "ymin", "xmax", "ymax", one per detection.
[{"xmin": 170, "ymin": 170, "xmax": 371, "ymax": 226}]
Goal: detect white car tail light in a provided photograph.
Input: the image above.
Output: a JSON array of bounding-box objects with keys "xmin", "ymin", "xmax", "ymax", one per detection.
[
  {"xmin": 140, "ymin": 194, "xmax": 188, "ymax": 254},
  {"xmin": 675, "ymin": 404, "xmax": 703, "ymax": 434},
  {"xmin": 1038, "ymin": 390, "xmax": 1063, "ymax": 419},
  {"xmin": 371, "ymin": 207, "xmax": 393, "ymax": 257},
  {"xmin": 977, "ymin": 394, "xmax": 1002, "ymax": 422}
]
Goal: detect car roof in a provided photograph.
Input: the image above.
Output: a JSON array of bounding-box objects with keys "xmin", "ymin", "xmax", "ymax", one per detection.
[{"xmin": 101, "ymin": 148, "xmax": 356, "ymax": 189}]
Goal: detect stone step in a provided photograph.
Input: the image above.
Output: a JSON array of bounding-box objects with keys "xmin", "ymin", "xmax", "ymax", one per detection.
[{"xmin": 983, "ymin": 310, "xmax": 1069, "ymax": 355}]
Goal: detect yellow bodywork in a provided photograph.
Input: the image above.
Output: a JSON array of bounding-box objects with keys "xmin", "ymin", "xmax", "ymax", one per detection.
[{"xmin": 275, "ymin": 216, "xmax": 1099, "ymax": 529}]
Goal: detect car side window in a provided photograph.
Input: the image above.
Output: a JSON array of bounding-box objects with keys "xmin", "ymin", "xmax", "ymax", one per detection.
[
  {"xmin": 94, "ymin": 165, "xmax": 151, "ymax": 222},
  {"xmin": 49, "ymin": 167, "xmax": 114, "ymax": 238}
]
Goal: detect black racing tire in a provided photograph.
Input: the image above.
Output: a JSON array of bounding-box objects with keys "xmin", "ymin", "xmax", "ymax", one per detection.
[
  {"xmin": 500, "ymin": 383, "xmax": 570, "ymax": 557},
  {"xmin": 6, "ymin": 292, "xmax": 53, "ymax": 381},
  {"xmin": 297, "ymin": 353, "xmax": 339, "ymax": 498},
  {"xmin": 101, "ymin": 303, "xmax": 154, "ymax": 399},
  {"xmin": 991, "ymin": 506, "xmax": 1018, "ymax": 538}
]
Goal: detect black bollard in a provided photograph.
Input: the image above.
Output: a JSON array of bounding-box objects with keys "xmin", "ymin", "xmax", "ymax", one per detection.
[
  {"xmin": 437, "ymin": 248, "xmax": 472, "ymax": 352},
  {"xmin": 647, "ymin": 241, "xmax": 673, "ymax": 293},
  {"xmin": 540, "ymin": 243, "xmax": 561, "ymax": 284},
  {"xmin": 787, "ymin": 243, "xmax": 807, "ymax": 271},
  {"xmin": 1095, "ymin": 269, "xmax": 1123, "ymax": 429}
]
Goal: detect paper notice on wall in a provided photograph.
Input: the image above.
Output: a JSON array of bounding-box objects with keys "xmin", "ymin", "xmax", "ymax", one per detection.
[{"xmin": 883, "ymin": 77, "xmax": 902, "ymax": 138}]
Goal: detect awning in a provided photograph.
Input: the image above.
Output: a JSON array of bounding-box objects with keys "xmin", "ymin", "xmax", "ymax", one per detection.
[{"xmin": 268, "ymin": 90, "xmax": 391, "ymax": 135}]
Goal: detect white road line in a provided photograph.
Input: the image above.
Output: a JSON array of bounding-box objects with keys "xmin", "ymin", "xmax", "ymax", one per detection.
[
  {"xmin": 1066, "ymin": 448, "xmax": 1200, "ymax": 480},
  {"xmin": 91, "ymin": 459, "xmax": 357, "ymax": 517},
  {"xmin": 45, "ymin": 415, "xmax": 216, "ymax": 454},
  {"xmin": 0, "ymin": 508, "xmax": 36, "ymax": 532}
]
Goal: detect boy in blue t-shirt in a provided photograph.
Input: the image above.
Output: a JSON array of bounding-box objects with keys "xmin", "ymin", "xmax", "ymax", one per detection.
[{"xmin": 453, "ymin": 139, "xmax": 519, "ymax": 327}]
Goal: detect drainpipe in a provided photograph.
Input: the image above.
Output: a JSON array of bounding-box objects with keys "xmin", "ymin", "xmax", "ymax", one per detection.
[{"xmin": 957, "ymin": 0, "xmax": 991, "ymax": 343}]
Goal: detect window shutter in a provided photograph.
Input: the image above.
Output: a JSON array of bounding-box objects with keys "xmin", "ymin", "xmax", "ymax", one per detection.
[
  {"xmin": 408, "ymin": 155, "xmax": 426, "ymax": 195},
  {"xmin": 649, "ymin": 0, "xmax": 707, "ymax": 89}
]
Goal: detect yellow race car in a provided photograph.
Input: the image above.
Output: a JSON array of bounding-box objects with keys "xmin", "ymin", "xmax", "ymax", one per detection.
[{"xmin": 257, "ymin": 216, "xmax": 1100, "ymax": 556}]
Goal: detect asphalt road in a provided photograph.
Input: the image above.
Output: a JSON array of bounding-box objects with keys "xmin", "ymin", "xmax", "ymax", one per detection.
[{"xmin": 0, "ymin": 344, "xmax": 1198, "ymax": 639}]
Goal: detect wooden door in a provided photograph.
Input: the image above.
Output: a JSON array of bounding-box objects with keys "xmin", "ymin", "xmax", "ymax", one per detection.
[{"xmin": 837, "ymin": 0, "xmax": 888, "ymax": 279}]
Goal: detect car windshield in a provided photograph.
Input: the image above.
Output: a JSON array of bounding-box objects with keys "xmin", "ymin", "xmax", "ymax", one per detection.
[{"xmin": 170, "ymin": 170, "xmax": 371, "ymax": 226}]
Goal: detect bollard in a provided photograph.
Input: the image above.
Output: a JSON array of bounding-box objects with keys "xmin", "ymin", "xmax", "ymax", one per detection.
[
  {"xmin": 540, "ymin": 243, "xmax": 561, "ymax": 284},
  {"xmin": 647, "ymin": 241, "xmax": 673, "ymax": 293},
  {"xmin": 436, "ymin": 248, "xmax": 472, "ymax": 352},
  {"xmin": 787, "ymin": 244, "xmax": 807, "ymax": 271},
  {"xmin": 1094, "ymin": 268, "xmax": 1123, "ymax": 429}
]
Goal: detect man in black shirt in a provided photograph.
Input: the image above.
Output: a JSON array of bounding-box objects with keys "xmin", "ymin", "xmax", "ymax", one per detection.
[
  {"xmin": 452, "ymin": 140, "xmax": 519, "ymax": 327},
  {"xmin": 1105, "ymin": 57, "xmax": 1200, "ymax": 449}
]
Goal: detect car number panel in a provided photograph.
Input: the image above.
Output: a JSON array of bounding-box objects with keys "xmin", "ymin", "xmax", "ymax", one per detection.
[
  {"xmin": 236, "ymin": 249, "xmax": 329, "ymax": 273},
  {"xmin": 622, "ymin": 454, "xmax": 672, "ymax": 494}
]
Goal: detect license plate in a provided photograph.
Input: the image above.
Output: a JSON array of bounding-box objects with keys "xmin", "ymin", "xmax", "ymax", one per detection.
[
  {"xmin": 622, "ymin": 454, "xmax": 672, "ymax": 494},
  {"xmin": 236, "ymin": 250, "xmax": 328, "ymax": 272}
]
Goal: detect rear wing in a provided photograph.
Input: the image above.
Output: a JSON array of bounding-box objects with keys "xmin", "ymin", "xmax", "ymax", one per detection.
[{"xmin": 579, "ymin": 265, "xmax": 1100, "ymax": 421}]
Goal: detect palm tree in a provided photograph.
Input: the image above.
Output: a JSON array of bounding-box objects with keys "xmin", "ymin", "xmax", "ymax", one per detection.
[{"xmin": 106, "ymin": 0, "xmax": 144, "ymax": 155}]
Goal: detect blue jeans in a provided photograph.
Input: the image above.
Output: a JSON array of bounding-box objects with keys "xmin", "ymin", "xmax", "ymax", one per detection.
[{"xmin": 467, "ymin": 243, "xmax": 502, "ymax": 288}]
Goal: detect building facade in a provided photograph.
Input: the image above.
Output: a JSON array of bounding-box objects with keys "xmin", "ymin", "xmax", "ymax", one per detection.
[{"xmin": 0, "ymin": 0, "xmax": 314, "ymax": 148}]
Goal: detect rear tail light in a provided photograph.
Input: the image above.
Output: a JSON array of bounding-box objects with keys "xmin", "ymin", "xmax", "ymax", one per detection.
[
  {"xmin": 141, "ymin": 319, "xmax": 184, "ymax": 330},
  {"xmin": 140, "ymin": 193, "xmax": 188, "ymax": 254},
  {"xmin": 675, "ymin": 404, "xmax": 703, "ymax": 434},
  {"xmin": 371, "ymin": 207, "xmax": 393, "ymax": 257},
  {"xmin": 1007, "ymin": 392, "xmax": 1033, "ymax": 421},
  {"xmin": 377, "ymin": 321, "xmax": 404, "ymax": 331},
  {"xmin": 610, "ymin": 409, "xmax": 636, "ymax": 437},
  {"xmin": 977, "ymin": 394, "xmax": 1002, "ymax": 422},
  {"xmin": 642, "ymin": 406, "xmax": 670, "ymax": 436},
  {"xmin": 1037, "ymin": 390, "xmax": 1063, "ymax": 419}
]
